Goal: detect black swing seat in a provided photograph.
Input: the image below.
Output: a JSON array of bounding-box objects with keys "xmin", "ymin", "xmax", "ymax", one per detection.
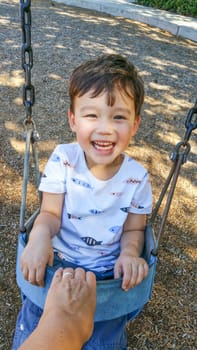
[{"xmin": 16, "ymin": 223, "xmax": 157, "ymax": 322}]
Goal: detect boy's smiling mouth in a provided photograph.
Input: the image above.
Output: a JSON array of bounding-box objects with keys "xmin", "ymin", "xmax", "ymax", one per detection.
[{"xmin": 91, "ymin": 141, "xmax": 115, "ymax": 151}]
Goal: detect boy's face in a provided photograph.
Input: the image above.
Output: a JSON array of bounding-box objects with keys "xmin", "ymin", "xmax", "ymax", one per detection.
[{"xmin": 68, "ymin": 87, "xmax": 140, "ymax": 170}]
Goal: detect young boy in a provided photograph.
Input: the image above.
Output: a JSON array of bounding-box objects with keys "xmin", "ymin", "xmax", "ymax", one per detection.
[{"xmin": 13, "ymin": 54, "xmax": 152, "ymax": 349}]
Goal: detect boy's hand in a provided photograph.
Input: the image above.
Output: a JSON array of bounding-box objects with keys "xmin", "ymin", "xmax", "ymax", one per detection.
[
  {"xmin": 114, "ymin": 254, "xmax": 149, "ymax": 291},
  {"xmin": 20, "ymin": 234, "xmax": 54, "ymax": 287}
]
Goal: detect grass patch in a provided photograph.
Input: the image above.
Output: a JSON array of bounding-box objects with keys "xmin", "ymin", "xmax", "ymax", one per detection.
[{"xmin": 136, "ymin": 0, "xmax": 197, "ymax": 17}]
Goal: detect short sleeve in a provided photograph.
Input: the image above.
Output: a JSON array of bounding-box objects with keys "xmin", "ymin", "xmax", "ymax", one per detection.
[
  {"xmin": 129, "ymin": 172, "xmax": 152, "ymax": 214},
  {"xmin": 39, "ymin": 145, "xmax": 67, "ymax": 193}
]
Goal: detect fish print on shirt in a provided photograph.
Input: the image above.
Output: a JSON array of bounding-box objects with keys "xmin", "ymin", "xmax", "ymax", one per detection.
[
  {"xmin": 71, "ymin": 177, "xmax": 94, "ymax": 190},
  {"xmin": 120, "ymin": 207, "xmax": 131, "ymax": 213},
  {"xmin": 50, "ymin": 154, "xmax": 61, "ymax": 162},
  {"xmin": 109, "ymin": 226, "xmax": 122, "ymax": 233},
  {"xmin": 57, "ymin": 252, "xmax": 81, "ymax": 265},
  {"xmin": 110, "ymin": 192, "xmax": 123, "ymax": 197},
  {"xmin": 63, "ymin": 160, "xmax": 73, "ymax": 167},
  {"xmin": 100, "ymin": 247, "xmax": 120, "ymax": 258},
  {"xmin": 67, "ymin": 213, "xmax": 82, "ymax": 220},
  {"xmin": 81, "ymin": 237, "xmax": 102, "ymax": 246},
  {"xmin": 131, "ymin": 200, "xmax": 144, "ymax": 209},
  {"xmin": 89, "ymin": 209, "xmax": 104, "ymax": 215},
  {"xmin": 125, "ymin": 177, "xmax": 142, "ymax": 184}
]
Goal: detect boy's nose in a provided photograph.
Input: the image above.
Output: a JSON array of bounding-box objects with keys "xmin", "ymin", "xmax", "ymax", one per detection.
[{"xmin": 97, "ymin": 119, "xmax": 113, "ymax": 134}]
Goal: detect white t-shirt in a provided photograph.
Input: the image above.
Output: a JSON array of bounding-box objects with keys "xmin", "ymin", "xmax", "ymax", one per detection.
[{"xmin": 39, "ymin": 143, "xmax": 152, "ymax": 272}]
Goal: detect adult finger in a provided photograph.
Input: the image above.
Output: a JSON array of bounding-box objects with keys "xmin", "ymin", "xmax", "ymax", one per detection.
[
  {"xmin": 86, "ymin": 271, "xmax": 96, "ymax": 306},
  {"xmin": 86, "ymin": 271, "xmax": 96, "ymax": 286},
  {"xmin": 74, "ymin": 267, "xmax": 86, "ymax": 281},
  {"xmin": 62, "ymin": 268, "xmax": 74, "ymax": 280},
  {"xmin": 50, "ymin": 267, "xmax": 63, "ymax": 287}
]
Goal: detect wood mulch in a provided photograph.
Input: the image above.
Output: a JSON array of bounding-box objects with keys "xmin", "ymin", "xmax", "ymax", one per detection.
[{"xmin": 0, "ymin": 0, "xmax": 196, "ymax": 349}]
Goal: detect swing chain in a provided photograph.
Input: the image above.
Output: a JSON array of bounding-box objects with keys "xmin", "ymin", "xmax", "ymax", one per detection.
[
  {"xmin": 19, "ymin": 0, "xmax": 40, "ymax": 232},
  {"xmin": 150, "ymin": 100, "xmax": 197, "ymax": 256},
  {"xmin": 170, "ymin": 99, "xmax": 197, "ymax": 164},
  {"xmin": 183, "ymin": 99, "xmax": 197, "ymax": 144},
  {"xmin": 20, "ymin": 0, "xmax": 35, "ymax": 128},
  {"xmin": 170, "ymin": 141, "xmax": 191, "ymax": 164}
]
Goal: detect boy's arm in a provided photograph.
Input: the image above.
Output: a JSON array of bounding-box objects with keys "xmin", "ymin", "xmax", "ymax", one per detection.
[
  {"xmin": 29, "ymin": 192, "xmax": 64, "ymax": 239},
  {"xmin": 20, "ymin": 192, "xmax": 64, "ymax": 286},
  {"xmin": 114, "ymin": 213, "xmax": 149, "ymax": 291}
]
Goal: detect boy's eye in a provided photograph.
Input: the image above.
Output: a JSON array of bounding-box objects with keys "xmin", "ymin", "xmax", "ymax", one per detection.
[
  {"xmin": 83, "ymin": 114, "xmax": 97, "ymax": 119},
  {"xmin": 114, "ymin": 115, "xmax": 127, "ymax": 120}
]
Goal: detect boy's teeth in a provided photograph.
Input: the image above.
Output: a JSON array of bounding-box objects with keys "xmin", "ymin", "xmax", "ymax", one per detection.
[{"xmin": 94, "ymin": 141, "xmax": 113, "ymax": 149}]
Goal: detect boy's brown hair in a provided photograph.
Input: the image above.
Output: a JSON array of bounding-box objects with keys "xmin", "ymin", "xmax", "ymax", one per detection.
[{"xmin": 69, "ymin": 54, "xmax": 144, "ymax": 116}]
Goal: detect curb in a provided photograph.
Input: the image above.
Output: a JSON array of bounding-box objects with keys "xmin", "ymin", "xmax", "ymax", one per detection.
[{"xmin": 54, "ymin": 0, "xmax": 197, "ymax": 43}]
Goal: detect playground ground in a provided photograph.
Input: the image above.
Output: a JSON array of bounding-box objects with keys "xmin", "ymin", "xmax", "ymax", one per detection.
[{"xmin": 0, "ymin": 0, "xmax": 197, "ymax": 348}]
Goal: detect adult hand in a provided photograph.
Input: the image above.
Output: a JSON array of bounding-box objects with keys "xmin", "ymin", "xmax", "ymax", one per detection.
[
  {"xmin": 19, "ymin": 267, "xmax": 96, "ymax": 350},
  {"xmin": 44, "ymin": 267, "xmax": 96, "ymax": 343}
]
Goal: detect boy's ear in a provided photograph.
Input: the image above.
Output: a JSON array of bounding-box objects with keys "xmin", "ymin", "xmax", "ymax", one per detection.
[
  {"xmin": 68, "ymin": 109, "xmax": 76, "ymax": 132},
  {"xmin": 131, "ymin": 115, "xmax": 141, "ymax": 136}
]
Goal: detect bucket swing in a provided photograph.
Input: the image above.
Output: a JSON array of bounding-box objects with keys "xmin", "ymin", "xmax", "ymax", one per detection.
[{"xmin": 16, "ymin": 0, "xmax": 197, "ymax": 322}]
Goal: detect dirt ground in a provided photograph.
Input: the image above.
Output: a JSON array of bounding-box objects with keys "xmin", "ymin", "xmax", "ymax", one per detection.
[{"xmin": 0, "ymin": 0, "xmax": 197, "ymax": 349}]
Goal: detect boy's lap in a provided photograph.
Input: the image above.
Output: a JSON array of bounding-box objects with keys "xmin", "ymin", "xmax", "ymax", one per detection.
[
  {"xmin": 83, "ymin": 316, "xmax": 128, "ymax": 349},
  {"xmin": 12, "ymin": 296, "xmax": 128, "ymax": 350}
]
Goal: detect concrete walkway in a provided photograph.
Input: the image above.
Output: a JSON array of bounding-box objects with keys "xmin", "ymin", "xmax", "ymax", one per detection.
[{"xmin": 54, "ymin": 0, "xmax": 197, "ymax": 43}]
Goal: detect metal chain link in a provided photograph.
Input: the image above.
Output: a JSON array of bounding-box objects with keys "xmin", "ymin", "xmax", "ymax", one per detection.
[
  {"xmin": 20, "ymin": 0, "xmax": 35, "ymax": 126},
  {"xmin": 183, "ymin": 99, "xmax": 197, "ymax": 146},
  {"xmin": 19, "ymin": 0, "xmax": 41, "ymax": 232}
]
